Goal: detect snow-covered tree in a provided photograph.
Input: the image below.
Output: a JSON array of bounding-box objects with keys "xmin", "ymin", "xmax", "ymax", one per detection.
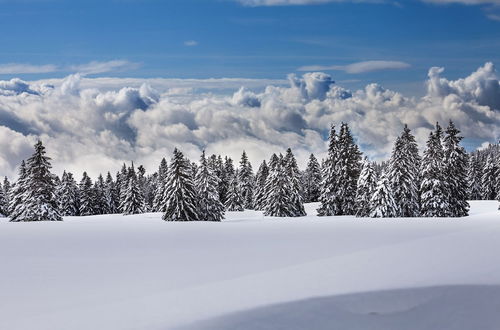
[
  {"xmin": 443, "ymin": 121, "xmax": 469, "ymax": 217},
  {"xmin": 225, "ymin": 170, "xmax": 244, "ymax": 211},
  {"xmin": 0, "ymin": 183, "xmax": 7, "ymax": 217},
  {"xmin": 11, "ymin": 140, "xmax": 61, "ymax": 221},
  {"xmin": 195, "ymin": 151, "xmax": 224, "ymax": 221},
  {"xmin": 153, "ymin": 158, "xmax": 168, "ymax": 212},
  {"xmin": 94, "ymin": 174, "xmax": 108, "ymax": 215},
  {"xmin": 8, "ymin": 161, "xmax": 28, "ymax": 220},
  {"xmin": 355, "ymin": 159, "xmax": 378, "ymax": 217},
  {"xmin": 238, "ymin": 151, "xmax": 254, "ymax": 209},
  {"xmin": 264, "ymin": 154, "xmax": 293, "ymax": 217},
  {"xmin": 162, "ymin": 148, "xmax": 199, "ymax": 221},
  {"xmin": 467, "ymin": 154, "xmax": 482, "ymax": 200},
  {"xmin": 58, "ymin": 171, "xmax": 80, "ymax": 216},
  {"xmin": 284, "ymin": 148, "xmax": 306, "ymax": 216},
  {"xmin": 481, "ymin": 154, "xmax": 498, "ymax": 200},
  {"xmin": 104, "ymin": 172, "xmax": 119, "ymax": 214},
  {"xmin": 317, "ymin": 125, "xmax": 340, "ymax": 216},
  {"xmin": 79, "ymin": 172, "xmax": 95, "ymax": 216},
  {"xmin": 2, "ymin": 177, "xmax": 11, "ymax": 216},
  {"xmin": 369, "ymin": 171, "xmax": 397, "ymax": 218},
  {"xmin": 253, "ymin": 160, "xmax": 269, "ymax": 211},
  {"xmin": 120, "ymin": 163, "xmax": 145, "ymax": 215},
  {"xmin": 420, "ymin": 124, "xmax": 450, "ymax": 217},
  {"xmin": 303, "ymin": 153, "xmax": 321, "ymax": 203}
]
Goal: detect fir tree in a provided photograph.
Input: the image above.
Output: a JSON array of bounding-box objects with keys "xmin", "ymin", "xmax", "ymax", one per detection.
[
  {"xmin": 355, "ymin": 159, "xmax": 378, "ymax": 217},
  {"xmin": 216, "ymin": 155, "xmax": 229, "ymax": 205},
  {"xmin": 443, "ymin": 121, "xmax": 469, "ymax": 217},
  {"xmin": 0, "ymin": 182, "xmax": 7, "ymax": 217},
  {"xmin": 104, "ymin": 172, "xmax": 119, "ymax": 214},
  {"xmin": 79, "ymin": 172, "xmax": 95, "ymax": 216},
  {"xmin": 253, "ymin": 160, "xmax": 269, "ymax": 211},
  {"xmin": 238, "ymin": 151, "xmax": 254, "ymax": 209},
  {"xmin": 466, "ymin": 154, "xmax": 482, "ymax": 200},
  {"xmin": 284, "ymin": 148, "xmax": 306, "ymax": 216},
  {"xmin": 120, "ymin": 163, "xmax": 145, "ymax": 215},
  {"xmin": 162, "ymin": 148, "xmax": 199, "ymax": 221},
  {"xmin": 195, "ymin": 151, "xmax": 224, "ymax": 221},
  {"xmin": 117, "ymin": 163, "xmax": 128, "ymax": 212},
  {"xmin": 481, "ymin": 154, "xmax": 498, "ymax": 200},
  {"xmin": 369, "ymin": 170, "xmax": 397, "ymax": 218},
  {"xmin": 420, "ymin": 124, "xmax": 450, "ymax": 217},
  {"xmin": 2, "ymin": 177, "xmax": 11, "ymax": 216},
  {"xmin": 58, "ymin": 171, "xmax": 80, "ymax": 216},
  {"xmin": 264, "ymin": 154, "xmax": 294, "ymax": 217},
  {"xmin": 225, "ymin": 170, "xmax": 244, "ymax": 211},
  {"xmin": 153, "ymin": 158, "xmax": 168, "ymax": 212},
  {"xmin": 8, "ymin": 161, "xmax": 28, "ymax": 220},
  {"xmin": 303, "ymin": 153, "xmax": 321, "ymax": 203},
  {"xmin": 317, "ymin": 125, "xmax": 340, "ymax": 216},
  {"xmin": 11, "ymin": 140, "xmax": 61, "ymax": 221}
]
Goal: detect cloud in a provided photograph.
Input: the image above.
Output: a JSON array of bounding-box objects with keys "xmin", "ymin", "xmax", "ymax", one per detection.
[
  {"xmin": 0, "ymin": 63, "xmax": 499, "ymax": 181},
  {"xmin": 422, "ymin": 0, "xmax": 500, "ymax": 4},
  {"xmin": 0, "ymin": 63, "xmax": 58, "ymax": 75},
  {"xmin": 184, "ymin": 40, "xmax": 198, "ymax": 47},
  {"xmin": 298, "ymin": 61, "xmax": 411, "ymax": 74},
  {"xmin": 69, "ymin": 60, "xmax": 140, "ymax": 75},
  {"xmin": 237, "ymin": 0, "xmax": 383, "ymax": 5}
]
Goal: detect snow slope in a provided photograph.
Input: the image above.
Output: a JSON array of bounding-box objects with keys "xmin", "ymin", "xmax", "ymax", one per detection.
[{"xmin": 0, "ymin": 201, "xmax": 499, "ymax": 330}]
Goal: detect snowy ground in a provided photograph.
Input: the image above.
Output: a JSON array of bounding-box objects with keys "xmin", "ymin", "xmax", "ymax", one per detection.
[{"xmin": 1, "ymin": 201, "xmax": 500, "ymax": 330}]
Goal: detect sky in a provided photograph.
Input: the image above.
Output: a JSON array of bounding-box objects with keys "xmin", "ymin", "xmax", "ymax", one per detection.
[{"xmin": 0, "ymin": 0, "xmax": 500, "ymax": 179}]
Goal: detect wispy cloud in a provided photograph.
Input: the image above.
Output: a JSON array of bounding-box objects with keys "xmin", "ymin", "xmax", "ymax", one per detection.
[
  {"xmin": 69, "ymin": 60, "xmax": 140, "ymax": 75},
  {"xmin": 184, "ymin": 40, "xmax": 198, "ymax": 47},
  {"xmin": 0, "ymin": 63, "xmax": 58, "ymax": 74},
  {"xmin": 238, "ymin": 0, "xmax": 383, "ymax": 5},
  {"xmin": 422, "ymin": 0, "xmax": 500, "ymax": 4},
  {"xmin": 298, "ymin": 60, "xmax": 411, "ymax": 74}
]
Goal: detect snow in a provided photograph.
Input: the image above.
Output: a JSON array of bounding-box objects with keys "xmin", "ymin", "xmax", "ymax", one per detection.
[{"xmin": 1, "ymin": 201, "xmax": 499, "ymax": 330}]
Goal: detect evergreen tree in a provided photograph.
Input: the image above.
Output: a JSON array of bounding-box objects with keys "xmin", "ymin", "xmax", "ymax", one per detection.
[
  {"xmin": 225, "ymin": 170, "xmax": 244, "ymax": 211},
  {"xmin": 420, "ymin": 124, "xmax": 450, "ymax": 217},
  {"xmin": 317, "ymin": 125, "xmax": 340, "ymax": 216},
  {"xmin": 162, "ymin": 148, "xmax": 199, "ymax": 221},
  {"xmin": 238, "ymin": 151, "xmax": 254, "ymax": 209},
  {"xmin": 120, "ymin": 163, "xmax": 145, "ymax": 215},
  {"xmin": 264, "ymin": 154, "xmax": 294, "ymax": 217},
  {"xmin": 284, "ymin": 148, "xmax": 306, "ymax": 216},
  {"xmin": 79, "ymin": 172, "xmax": 95, "ymax": 216},
  {"xmin": 195, "ymin": 151, "xmax": 224, "ymax": 221},
  {"xmin": 11, "ymin": 140, "xmax": 61, "ymax": 221},
  {"xmin": 303, "ymin": 153, "xmax": 321, "ymax": 203},
  {"xmin": 466, "ymin": 154, "xmax": 482, "ymax": 200},
  {"xmin": 369, "ymin": 170, "xmax": 397, "ymax": 218},
  {"xmin": 117, "ymin": 163, "xmax": 128, "ymax": 212},
  {"xmin": 216, "ymin": 155, "xmax": 229, "ymax": 205},
  {"xmin": 481, "ymin": 154, "xmax": 498, "ymax": 200},
  {"xmin": 8, "ymin": 161, "xmax": 29, "ymax": 220},
  {"xmin": 443, "ymin": 121, "xmax": 469, "ymax": 217},
  {"xmin": 104, "ymin": 172, "xmax": 119, "ymax": 214},
  {"xmin": 2, "ymin": 177, "xmax": 11, "ymax": 216},
  {"xmin": 253, "ymin": 160, "xmax": 269, "ymax": 211},
  {"xmin": 153, "ymin": 158, "xmax": 168, "ymax": 212},
  {"xmin": 0, "ymin": 182, "xmax": 7, "ymax": 217},
  {"xmin": 58, "ymin": 171, "xmax": 79, "ymax": 216},
  {"xmin": 355, "ymin": 159, "xmax": 378, "ymax": 217}
]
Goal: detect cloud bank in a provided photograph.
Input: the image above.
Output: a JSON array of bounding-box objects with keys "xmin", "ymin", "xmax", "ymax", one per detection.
[{"xmin": 0, "ymin": 63, "xmax": 499, "ymax": 180}]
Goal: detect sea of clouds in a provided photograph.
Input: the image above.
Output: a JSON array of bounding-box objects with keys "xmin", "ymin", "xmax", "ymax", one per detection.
[{"xmin": 0, "ymin": 62, "xmax": 499, "ymax": 180}]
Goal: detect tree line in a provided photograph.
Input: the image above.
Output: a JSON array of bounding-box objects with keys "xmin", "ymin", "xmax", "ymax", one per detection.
[{"xmin": 0, "ymin": 120, "xmax": 493, "ymax": 222}]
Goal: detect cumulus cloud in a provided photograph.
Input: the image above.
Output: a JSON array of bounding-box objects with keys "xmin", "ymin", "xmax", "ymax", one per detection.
[
  {"xmin": 298, "ymin": 61, "xmax": 411, "ymax": 74},
  {"xmin": 0, "ymin": 62, "xmax": 499, "ymax": 181}
]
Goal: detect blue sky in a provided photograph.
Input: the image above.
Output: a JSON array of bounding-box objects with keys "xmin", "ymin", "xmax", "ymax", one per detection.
[{"xmin": 1, "ymin": 0, "xmax": 500, "ymax": 95}]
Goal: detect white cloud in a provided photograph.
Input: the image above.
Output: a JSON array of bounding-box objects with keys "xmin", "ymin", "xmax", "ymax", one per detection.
[
  {"xmin": 0, "ymin": 63, "xmax": 58, "ymax": 74},
  {"xmin": 0, "ymin": 63, "xmax": 499, "ymax": 181},
  {"xmin": 69, "ymin": 60, "xmax": 140, "ymax": 75},
  {"xmin": 423, "ymin": 0, "xmax": 500, "ymax": 4},
  {"xmin": 184, "ymin": 40, "xmax": 198, "ymax": 46},
  {"xmin": 238, "ymin": 0, "xmax": 382, "ymax": 5},
  {"xmin": 298, "ymin": 61, "xmax": 411, "ymax": 74}
]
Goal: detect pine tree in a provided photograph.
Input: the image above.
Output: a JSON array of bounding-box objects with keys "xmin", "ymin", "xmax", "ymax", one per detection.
[
  {"xmin": 225, "ymin": 170, "xmax": 244, "ymax": 211},
  {"xmin": 120, "ymin": 163, "xmax": 145, "ymax": 215},
  {"xmin": 58, "ymin": 171, "xmax": 80, "ymax": 216},
  {"xmin": 195, "ymin": 151, "xmax": 224, "ymax": 221},
  {"xmin": 264, "ymin": 154, "xmax": 294, "ymax": 217},
  {"xmin": 162, "ymin": 148, "xmax": 199, "ymax": 221},
  {"xmin": 238, "ymin": 151, "xmax": 254, "ymax": 209},
  {"xmin": 369, "ymin": 170, "xmax": 397, "ymax": 218},
  {"xmin": 253, "ymin": 160, "xmax": 269, "ymax": 211},
  {"xmin": 443, "ymin": 121, "xmax": 469, "ymax": 217},
  {"xmin": 8, "ymin": 161, "xmax": 29, "ymax": 221},
  {"xmin": 79, "ymin": 172, "xmax": 95, "ymax": 216},
  {"xmin": 284, "ymin": 148, "xmax": 306, "ymax": 216},
  {"xmin": 481, "ymin": 154, "xmax": 498, "ymax": 200},
  {"xmin": 420, "ymin": 124, "xmax": 450, "ymax": 217},
  {"xmin": 317, "ymin": 125, "xmax": 340, "ymax": 216},
  {"xmin": 355, "ymin": 159, "xmax": 378, "ymax": 217},
  {"xmin": 466, "ymin": 154, "xmax": 482, "ymax": 200},
  {"xmin": 11, "ymin": 140, "xmax": 61, "ymax": 221},
  {"xmin": 303, "ymin": 153, "xmax": 321, "ymax": 203}
]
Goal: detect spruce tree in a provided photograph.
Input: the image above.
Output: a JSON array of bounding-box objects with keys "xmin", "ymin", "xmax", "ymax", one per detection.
[
  {"xmin": 238, "ymin": 151, "xmax": 254, "ymax": 209},
  {"xmin": 0, "ymin": 182, "xmax": 7, "ymax": 217},
  {"xmin": 11, "ymin": 140, "xmax": 61, "ymax": 221},
  {"xmin": 79, "ymin": 172, "xmax": 95, "ymax": 216},
  {"xmin": 466, "ymin": 154, "xmax": 482, "ymax": 200},
  {"xmin": 195, "ymin": 151, "xmax": 224, "ymax": 221},
  {"xmin": 8, "ymin": 161, "xmax": 29, "ymax": 221},
  {"xmin": 264, "ymin": 154, "xmax": 293, "ymax": 217},
  {"xmin": 303, "ymin": 153, "xmax": 321, "ymax": 203},
  {"xmin": 481, "ymin": 154, "xmax": 498, "ymax": 200},
  {"xmin": 284, "ymin": 148, "xmax": 306, "ymax": 216},
  {"xmin": 253, "ymin": 160, "xmax": 269, "ymax": 211},
  {"xmin": 420, "ymin": 124, "xmax": 450, "ymax": 217},
  {"xmin": 162, "ymin": 148, "xmax": 199, "ymax": 221},
  {"xmin": 355, "ymin": 159, "xmax": 378, "ymax": 217},
  {"xmin": 153, "ymin": 158, "xmax": 168, "ymax": 212},
  {"xmin": 120, "ymin": 163, "xmax": 145, "ymax": 215},
  {"xmin": 216, "ymin": 155, "xmax": 229, "ymax": 205},
  {"xmin": 443, "ymin": 121, "xmax": 469, "ymax": 217},
  {"xmin": 2, "ymin": 177, "xmax": 10, "ymax": 216},
  {"xmin": 317, "ymin": 125, "xmax": 340, "ymax": 216},
  {"xmin": 104, "ymin": 172, "xmax": 119, "ymax": 214},
  {"xmin": 225, "ymin": 171, "xmax": 244, "ymax": 211},
  {"xmin": 369, "ymin": 170, "xmax": 397, "ymax": 218},
  {"xmin": 58, "ymin": 171, "xmax": 80, "ymax": 216}
]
